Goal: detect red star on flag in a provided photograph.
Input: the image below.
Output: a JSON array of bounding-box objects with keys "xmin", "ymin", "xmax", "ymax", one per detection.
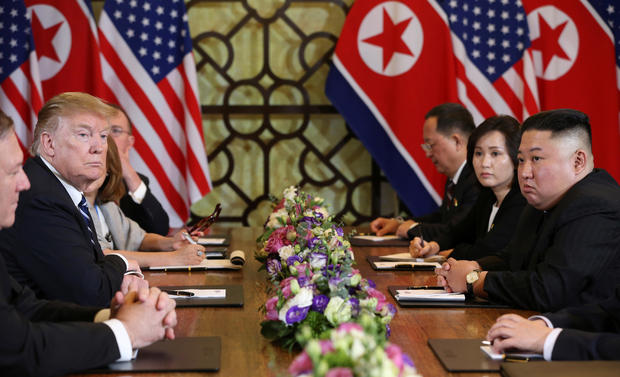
[
  {"xmin": 362, "ymin": 8, "xmax": 414, "ymax": 70},
  {"xmin": 530, "ymin": 13, "xmax": 570, "ymax": 72},
  {"xmin": 31, "ymin": 10, "xmax": 63, "ymax": 63}
]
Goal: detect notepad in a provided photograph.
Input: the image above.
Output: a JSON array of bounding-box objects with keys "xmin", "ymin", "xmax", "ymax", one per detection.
[
  {"xmin": 197, "ymin": 237, "xmax": 227, "ymax": 245},
  {"xmin": 395, "ymin": 289, "xmax": 465, "ymax": 301},
  {"xmin": 354, "ymin": 235, "xmax": 401, "ymax": 241},
  {"xmin": 373, "ymin": 261, "xmax": 441, "ymax": 270},
  {"xmin": 149, "ymin": 250, "xmax": 245, "ymax": 271},
  {"xmin": 167, "ymin": 289, "xmax": 226, "ymax": 299},
  {"xmin": 379, "ymin": 252, "xmax": 447, "ymax": 263}
]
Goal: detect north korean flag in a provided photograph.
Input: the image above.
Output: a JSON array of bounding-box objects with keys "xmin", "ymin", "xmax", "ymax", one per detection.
[{"xmin": 326, "ymin": 0, "xmax": 458, "ymax": 216}]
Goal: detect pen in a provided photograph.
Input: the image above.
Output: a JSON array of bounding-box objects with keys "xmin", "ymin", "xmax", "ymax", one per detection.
[
  {"xmin": 419, "ymin": 224, "xmax": 425, "ymax": 247},
  {"xmin": 504, "ymin": 354, "xmax": 535, "ymax": 362},
  {"xmin": 182, "ymin": 232, "xmax": 198, "ymax": 245},
  {"xmin": 406, "ymin": 285, "xmax": 444, "ymax": 290},
  {"xmin": 161, "ymin": 289, "xmax": 195, "ymax": 297}
]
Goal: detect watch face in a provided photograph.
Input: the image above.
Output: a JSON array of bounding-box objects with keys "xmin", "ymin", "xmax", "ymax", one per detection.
[{"xmin": 466, "ymin": 271, "xmax": 478, "ymax": 284}]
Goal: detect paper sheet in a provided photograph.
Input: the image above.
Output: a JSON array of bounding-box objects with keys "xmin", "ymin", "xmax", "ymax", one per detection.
[
  {"xmin": 353, "ymin": 235, "xmax": 401, "ymax": 241},
  {"xmin": 169, "ymin": 289, "xmax": 226, "ymax": 299},
  {"xmin": 374, "ymin": 261, "xmax": 441, "ymax": 269},
  {"xmin": 395, "ymin": 289, "xmax": 465, "ymax": 301}
]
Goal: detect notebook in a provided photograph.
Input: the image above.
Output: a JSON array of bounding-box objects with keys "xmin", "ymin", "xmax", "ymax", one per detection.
[
  {"xmin": 428, "ymin": 338, "xmax": 503, "ymax": 372},
  {"xmin": 501, "ymin": 361, "xmax": 620, "ymax": 377},
  {"xmin": 349, "ymin": 234, "xmax": 410, "ymax": 247},
  {"xmin": 158, "ymin": 284, "xmax": 244, "ymax": 307},
  {"xmin": 197, "ymin": 234, "xmax": 230, "ymax": 246},
  {"xmin": 394, "ymin": 288, "xmax": 465, "ymax": 302},
  {"xmin": 149, "ymin": 250, "xmax": 246, "ymax": 271},
  {"xmin": 388, "ymin": 286, "xmax": 511, "ymax": 308},
  {"xmin": 87, "ymin": 336, "xmax": 221, "ymax": 373},
  {"xmin": 367, "ymin": 256, "xmax": 440, "ymax": 271}
]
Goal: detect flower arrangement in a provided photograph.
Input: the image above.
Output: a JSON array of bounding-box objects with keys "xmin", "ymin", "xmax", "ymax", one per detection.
[{"xmin": 288, "ymin": 322, "xmax": 422, "ymax": 377}]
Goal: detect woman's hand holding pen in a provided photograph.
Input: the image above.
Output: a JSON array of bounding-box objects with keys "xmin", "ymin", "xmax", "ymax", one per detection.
[{"xmin": 409, "ymin": 237, "xmax": 440, "ymax": 258}]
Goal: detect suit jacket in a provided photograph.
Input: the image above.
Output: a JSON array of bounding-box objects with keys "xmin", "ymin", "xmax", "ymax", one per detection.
[
  {"xmin": 545, "ymin": 286, "xmax": 620, "ymax": 360},
  {"xmin": 407, "ymin": 162, "xmax": 480, "ymax": 240},
  {"xmin": 0, "ymin": 254, "xmax": 119, "ymax": 376},
  {"xmin": 433, "ymin": 182, "xmax": 526, "ymax": 260},
  {"xmin": 119, "ymin": 173, "xmax": 169, "ymax": 235},
  {"xmin": 479, "ymin": 169, "xmax": 620, "ymax": 312},
  {"xmin": 0, "ymin": 157, "xmax": 126, "ymax": 306}
]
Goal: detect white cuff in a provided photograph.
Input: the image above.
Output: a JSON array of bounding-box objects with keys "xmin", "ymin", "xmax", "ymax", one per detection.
[
  {"xmin": 408, "ymin": 223, "xmax": 418, "ymax": 231},
  {"xmin": 94, "ymin": 309, "xmax": 111, "ymax": 323},
  {"xmin": 104, "ymin": 318, "xmax": 135, "ymax": 361},
  {"xmin": 528, "ymin": 315, "xmax": 554, "ymax": 328},
  {"xmin": 542, "ymin": 328, "xmax": 563, "ymax": 361},
  {"xmin": 128, "ymin": 180, "xmax": 147, "ymax": 204},
  {"xmin": 108, "ymin": 253, "xmax": 130, "ymax": 271}
]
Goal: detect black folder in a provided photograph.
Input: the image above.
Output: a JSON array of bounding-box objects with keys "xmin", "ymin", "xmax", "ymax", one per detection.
[
  {"xmin": 350, "ymin": 235, "xmax": 410, "ymax": 247},
  {"xmin": 429, "ymin": 338, "xmax": 502, "ymax": 372},
  {"xmin": 366, "ymin": 256, "xmax": 438, "ymax": 271},
  {"xmin": 157, "ymin": 284, "xmax": 243, "ymax": 307},
  {"xmin": 389, "ymin": 286, "xmax": 510, "ymax": 308},
  {"xmin": 501, "ymin": 361, "xmax": 620, "ymax": 377},
  {"xmin": 88, "ymin": 336, "xmax": 221, "ymax": 373}
]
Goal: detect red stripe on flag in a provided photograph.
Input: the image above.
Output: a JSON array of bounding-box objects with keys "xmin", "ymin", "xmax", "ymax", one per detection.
[
  {"xmin": 177, "ymin": 62, "xmax": 205, "ymax": 139},
  {"xmin": 132, "ymin": 129, "xmax": 188, "ymax": 220},
  {"xmin": 454, "ymin": 59, "xmax": 495, "ymax": 119},
  {"xmin": 99, "ymin": 35, "xmax": 186, "ymax": 175},
  {"xmin": 22, "ymin": 62, "xmax": 42, "ymax": 116},
  {"xmin": 493, "ymin": 78, "xmax": 523, "ymax": 122},
  {"xmin": 1, "ymin": 77, "xmax": 33, "ymax": 133}
]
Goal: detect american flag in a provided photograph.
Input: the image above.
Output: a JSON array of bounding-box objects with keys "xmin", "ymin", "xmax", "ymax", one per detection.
[
  {"xmin": 98, "ymin": 0, "xmax": 211, "ymax": 227},
  {"xmin": 0, "ymin": 0, "xmax": 43, "ymax": 152},
  {"xmin": 439, "ymin": 0, "xmax": 539, "ymax": 123}
]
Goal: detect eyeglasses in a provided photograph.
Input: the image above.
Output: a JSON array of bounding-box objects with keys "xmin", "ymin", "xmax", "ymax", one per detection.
[
  {"xmin": 110, "ymin": 127, "xmax": 131, "ymax": 137},
  {"xmin": 186, "ymin": 203, "xmax": 221, "ymax": 234},
  {"xmin": 420, "ymin": 141, "xmax": 436, "ymax": 152}
]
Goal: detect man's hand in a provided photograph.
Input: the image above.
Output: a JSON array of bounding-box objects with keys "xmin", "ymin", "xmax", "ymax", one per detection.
[
  {"xmin": 127, "ymin": 259, "xmax": 141, "ymax": 272},
  {"xmin": 113, "ymin": 287, "xmax": 177, "ymax": 349},
  {"xmin": 120, "ymin": 274, "xmax": 149, "ymax": 295},
  {"xmin": 370, "ymin": 217, "xmax": 400, "ymax": 236},
  {"xmin": 434, "ymin": 258, "xmax": 480, "ymax": 293},
  {"xmin": 410, "ymin": 238, "xmax": 440, "ymax": 258},
  {"xmin": 486, "ymin": 314, "xmax": 551, "ymax": 354},
  {"xmin": 117, "ymin": 145, "xmax": 143, "ymax": 193},
  {"xmin": 395, "ymin": 220, "xmax": 416, "ymax": 238}
]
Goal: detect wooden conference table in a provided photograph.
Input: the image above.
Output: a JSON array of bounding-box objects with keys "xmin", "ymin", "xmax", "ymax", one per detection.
[{"xmin": 71, "ymin": 227, "xmax": 536, "ymax": 377}]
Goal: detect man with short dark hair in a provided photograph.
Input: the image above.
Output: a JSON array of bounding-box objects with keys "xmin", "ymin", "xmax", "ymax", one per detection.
[
  {"xmin": 0, "ymin": 110, "xmax": 178, "ymax": 376},
  {"xmin": 0, "ymin": 93, "xmax": 147, "ymax": 306},
  {"xmin": 371, "ymin": 103, "xmax": 479, "ymax": 240},
  {"xmin": 437, "ymin": 109, "xmax": 620, "ymax": 312},
  {"xmin": 108, "ymin": 105, "xmax": 170, "ymax": 235}
]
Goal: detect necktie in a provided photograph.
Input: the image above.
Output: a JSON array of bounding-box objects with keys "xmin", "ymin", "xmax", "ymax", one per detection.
[
  {"xmin": 445, "ymin": 180, "xmax": 456, "ymax": 209},
  {"xmin": 78, "ymin": 195, "xmax": 96, "ymax": 246}
]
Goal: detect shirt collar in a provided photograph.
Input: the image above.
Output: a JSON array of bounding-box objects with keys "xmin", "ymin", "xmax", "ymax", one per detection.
[
  {"xmin": 451, "ymin": 160, "xmax": 467, "ymax": 185},
  {"xmin": 39, "ymin": 156, "xmax": 84, "ymax": 207}
]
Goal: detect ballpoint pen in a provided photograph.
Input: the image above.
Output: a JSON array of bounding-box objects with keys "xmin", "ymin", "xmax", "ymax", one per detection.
[
  {"xmin": 182, "ymin": 232, "xmax": 198, "ymax": 245},
  {"xmin": 161, "ymin": 289, "xmax": 195, "ymax": 297}
]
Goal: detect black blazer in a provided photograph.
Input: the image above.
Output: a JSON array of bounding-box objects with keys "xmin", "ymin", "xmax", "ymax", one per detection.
[
  {"xmin": 544, "ymin": 286, "xmax": 620, "ymax": 360},
  {"xmin": 119, "ymin": 173, "xmax": 170, "ymax": 235},
  {"xmin": 407, "ymin": 162, "xmax": 480, "ymax": 241},
  {"xmin": 479, "ymin": 169, "xmax": 620, "ymax": 312},
  {"xmin": 0, "ymin": 254, "xmax": 119, "ymax": 376},
  {"xmin": 433, "ymin": 182, "xmax": 526, "ymax": 260},
  {"xmin": 0, "ymin": 157, "xmax": 126, "ymax": 306}
]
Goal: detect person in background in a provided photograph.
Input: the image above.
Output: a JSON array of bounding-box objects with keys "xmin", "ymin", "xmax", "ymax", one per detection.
[
  {"xmin": 85, "ymin": 138, "xmax": 205, "ymax": 268},
  {"xmin": 108, "ymin": 104, "xmax": 170, "ymax": 235},
  {"xmin": 370, "ymin": 103, "xmax": 479, "ymax": 241},
  {"xmin": 0, "ymin": 109, "xmax": 177, "ymax": 376},
  {"xmin": 436, "ymin": 109, "xmax": 620, "ymax": 312},
  {"xmin": 0, "ymin": 92, "xmax": 145, "ymax": 307},
  {"xmin": 410, "ymin": 115, "xmax": 526, "ymax": 261}
]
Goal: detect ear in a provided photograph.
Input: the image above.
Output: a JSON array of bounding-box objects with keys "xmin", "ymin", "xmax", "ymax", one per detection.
[
  {"xmin": 452, "ymin": 133, "xmax": 466, "ymax": 152},
  {"xmin": 39, "ymin": 132, "xmax": 55, "ymax": 158},
  {"xmin": 572, "ymin": 149, "xmax": 587, "ymax": 175},
  {"xmin": 128, "ymin": 134, "xmax": 135, "ymax": 148}
]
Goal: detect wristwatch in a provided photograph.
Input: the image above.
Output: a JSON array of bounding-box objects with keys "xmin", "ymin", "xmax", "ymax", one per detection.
[{"xmin": 466, "ymin": 269, "xmax": 482, "ymax": 295}]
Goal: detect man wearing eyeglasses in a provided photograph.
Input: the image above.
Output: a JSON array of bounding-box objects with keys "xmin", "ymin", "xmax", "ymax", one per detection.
[
  {"xmin": 108, "ymin": 105, "xmax": 170, "ymax": 235},
  {"xmin": 371, "ymin": 103, "xmax": 480, "ymax": 241}
]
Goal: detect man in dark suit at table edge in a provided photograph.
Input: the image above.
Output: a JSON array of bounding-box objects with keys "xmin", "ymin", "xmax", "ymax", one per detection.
[
  {"xmin": 0, "ymin": 93, "xmax": 146, "ymax": 306},
  {"xmin": 436, "ymin": 109, "xmax": 620, "ymax": 312},
  {"xmin": 0, "ymin": 110, "xmax": 178, "ymax": 376},
  {"xmin": 370, "ymin": 103, "xmax": 480, "ymax": 241},
  {"xmin": 486, "ymin": 285, "xmax": 620, "ymax": 360},
  {"xmin": 108, "ymin": 104, "xmax": 170, "ymax": 236}
]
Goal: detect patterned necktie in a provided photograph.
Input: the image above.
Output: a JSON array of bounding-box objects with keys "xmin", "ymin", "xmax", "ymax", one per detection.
[
  {"xmin": 78, "ymin": 195, "xmax": 96, "ymax": 246},
  {"xmin": 445, "ymin": 180, "xmax": 456, "ymax": 209}
]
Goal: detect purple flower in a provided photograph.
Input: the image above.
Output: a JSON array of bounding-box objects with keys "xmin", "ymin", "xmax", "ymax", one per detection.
[
  {"xmin": 309, "ymin": 252, "xmax": 327, "ymax": 269},
  {"xmin": 366, "ymin": 279, "xmax": 376, "ymax": 288},
  {"xmin": 297, "ymin": 275, "xmax": 309, "ymax": 287},
  {"xmin": 402, "ymin": 352, "xmax": 415, "ymax": 367},
  {"xmin": 301, "ymin": 216, "xmax": 321, "ymax": 226},
  {"xmin": 287, "ymin": 255, "xmax": 303, "ymax": 266},
  {"xmin": 328, "ymin": 276, "xmax": 342, "ymax": 291},
  {"xmin": 348, "ymin": 297, "xmax": 360, "ymax": 316},
  {"xmin": 386, "ymin": 323, "xmax": 391, "ymax": 338},
  {"xmin": 307, "ymin": 236, "xmax": 320, "ymax": 249},
  {"xmin": 266, "ymin": 259, "xmax": 281, "ymax": 275},
  {"xmin": 335, "ymin": 227, "xmax": 344, "ymax": 237},
  {"xmin": 386, "ymin": 303, "xmax": 397, "ymax": 317},
  {"xmin": 311, "ymin": 294, "xmax": 329, "ymax": 313},
  {"xmin": 285, "ymin": 305, "xmax": 310, "ymax": 325}
]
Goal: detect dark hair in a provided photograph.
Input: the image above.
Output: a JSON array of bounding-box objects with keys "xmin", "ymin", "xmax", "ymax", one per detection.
[
  {"xmin": 0, "ymin": 110, "xmax": 15, "ymax": 140},
  {"xmin": 521, "ymin": 109, "xmax": 592, "ymax": 149},
  {"xmin": 425, "ymin": 103, "xmax": 475, "ymax": 138},
  {"xmin": 467, "ymin": 115, "xmax": 521, "ymax": 169},
  {"xmin": 98, "ymin": 137, "xmax": 126, "ymax": 203}
]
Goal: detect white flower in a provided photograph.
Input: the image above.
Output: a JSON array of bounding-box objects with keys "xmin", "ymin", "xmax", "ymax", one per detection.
[
  {"xmin": 277, "ymin": 287, "xmax": 313, "ymax": 322},
  {"xmin": 315, "ymin": 206, "xmax": 329, "ymax": 220},
  {"xmin": 283, "ymin": 186, "xmax": 297, "ymax": 201},
  {"xmin": 278, "ymin": 245, "xmax": 295, "ymax": 261},
  {"xmin": 266, "ymin": 208, "xmax": 288, "ymax": 228}
]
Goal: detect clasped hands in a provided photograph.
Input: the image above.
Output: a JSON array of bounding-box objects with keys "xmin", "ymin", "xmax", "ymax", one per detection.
[
  {"xmin": 433, "ymin": 258, "xmax": 481, "ymax": 293},
  {"xmin": 110, "ymin": 279, "xmax": 177, "ymax": 349}
]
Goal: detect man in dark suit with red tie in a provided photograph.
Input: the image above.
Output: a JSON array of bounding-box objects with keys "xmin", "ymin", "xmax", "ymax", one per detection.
[{"xmin": 0, "ymin": 110, "xmax": 177, "ymax": 376}]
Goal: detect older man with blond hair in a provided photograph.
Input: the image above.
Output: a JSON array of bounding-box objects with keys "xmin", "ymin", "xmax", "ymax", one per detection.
[{"xmin": 0, "ymin": 92, "xmax": 146, "ymax": 306}]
